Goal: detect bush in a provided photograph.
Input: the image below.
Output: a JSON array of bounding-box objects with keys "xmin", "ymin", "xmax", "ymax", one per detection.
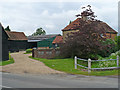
[
  {"xmin": 109, "ymin": 50, "xmax": 120, "ymax": 58},
  {"xmin": 89, "ymin": 54, "xmax": 103, "ymax": 60},
  {"xmin": 98, "ymin": 39, "xmax": 118, "ymax": 57},
  {"xmin": 26, "ymin": 49, "xmax": 32, "ymax": 53},
  {"xmin": 115, "ymin": 36, "xmax": 120, "ymax": 50},
  {"xmin": 95, "ymin": 50, "xmax": 120, "ymax": 68},
  {"xmin": 115, "ymin": 50, "xmax": 120, "ymax": 56}
]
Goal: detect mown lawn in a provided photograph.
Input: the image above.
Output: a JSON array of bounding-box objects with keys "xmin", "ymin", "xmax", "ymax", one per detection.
[
  {"xmin": 29, "ymin": 56, "xmax": 118, "ymax": 76},
  {"xmin": 0, "ymin": 55, "xmax": 14, "ymax": 66},
  {"xmin": 24, "ymin": 52, "xmax": 32, "ymax": 54}
]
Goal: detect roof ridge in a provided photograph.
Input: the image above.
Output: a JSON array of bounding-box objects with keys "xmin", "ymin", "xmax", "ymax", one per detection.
[
  {"xmin": 6, "ymin": 31, "xmax": 27, "ymax": 40},
  {"xmin": 7, "ymin": 31, "xmax": 24, "ymax": 33},
  {"xmin": 62, "ymin": 18, "xmax": 117, "ymax": 33}
]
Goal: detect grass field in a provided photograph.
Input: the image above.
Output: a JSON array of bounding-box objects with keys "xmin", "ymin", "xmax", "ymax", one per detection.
[
  {"xmin": 0, "ymin": 55, "xmax": 14, "ymax": 66},
  {"xmin": 29, "ymin": 56, "xmax": 118, "ymax": 76}
]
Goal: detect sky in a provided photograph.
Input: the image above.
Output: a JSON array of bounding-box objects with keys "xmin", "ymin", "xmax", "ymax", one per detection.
[{"xmin": 0, "ymin": 0, "xmax": 119, "ymax": 36}]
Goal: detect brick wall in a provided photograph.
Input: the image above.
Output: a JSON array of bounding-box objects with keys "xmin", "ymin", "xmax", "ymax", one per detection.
[
  {"xmin": 62, "ymin": 30, "xmax": 79, "ymax": 42},
  {"xmin": 105, "ymin": 33, "xmax": 117, "ymax": 40},
  {"xmin": 32, "ymin": 48, "xmax": 60, "ymax": 59}
]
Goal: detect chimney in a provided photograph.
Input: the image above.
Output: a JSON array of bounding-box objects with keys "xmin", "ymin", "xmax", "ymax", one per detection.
[
  {"xmin": 82, "ymin": 16, "xmax": 88, "ymax": 21},
  {"xmin": 81, "ymin": 11, "xmax": 88, "ymax": 21}
]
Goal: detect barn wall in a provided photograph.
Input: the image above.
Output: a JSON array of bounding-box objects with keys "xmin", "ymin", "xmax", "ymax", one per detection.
[
  {"xmin": 63, "ymin": 30, "xmax": 117, "ymax": 42},
  {"xmin": 111, "ymin": 33, "xmax": 117, "ymax": 39},
  {"xmin": 27, "ymin": 42, "xmax": 37, "ymax": 49},
  {"xmin": 37, "ymin": 37, "xmax": 56, "ymax": 48},
  {"xmin": 0, "ymin": 25, "xmax": 2, "ymax": 61},
  {"xmin": 62, "ymin": 30, "xmax": 79, "ymax": 41},
  {"xmin": 2, "ymin": 28, "xmax": 9, "ymax": 61},
  {"xmin": 8, "ymin": 40, "xmax": 27, "ymax": 52},
  {"xmin": 105, "ymin": 33, "xmax": 117, "ymax": 40}
]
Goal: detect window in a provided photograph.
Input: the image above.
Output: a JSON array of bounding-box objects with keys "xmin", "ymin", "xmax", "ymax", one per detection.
[{"xmin": 100, "ymin": 34, "xmax": 103, "ymax": 37}]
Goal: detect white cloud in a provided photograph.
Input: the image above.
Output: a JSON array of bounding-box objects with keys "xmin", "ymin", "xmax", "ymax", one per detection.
[
  {"xmin": 0, "ymin": 0, "xmax": 118, "ymax": 3},
  {"xmin": 41, "ymin": 10, "xmax": 49, "ymax": 15},
  {"xmin": 45, "ymin": 24, "xmax": 55, "ymax": 29},
  {"xmin": 0, "ymin": 1, "xmax": 118, "ymax": 36}
]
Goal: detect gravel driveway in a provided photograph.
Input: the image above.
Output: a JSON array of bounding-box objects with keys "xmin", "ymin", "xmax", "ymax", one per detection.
[{"xmin": 1, "ymin": 51, "xmax": 65, "ymax": 74}]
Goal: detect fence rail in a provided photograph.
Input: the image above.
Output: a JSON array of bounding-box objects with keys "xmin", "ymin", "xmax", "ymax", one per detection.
[
  {"xmin": 74, "ymin": 55, "xmax": 119, "ymax": 73},
  {"xmin": 91, "ymin": 59, "xmax": 117, "ymax": 62}
]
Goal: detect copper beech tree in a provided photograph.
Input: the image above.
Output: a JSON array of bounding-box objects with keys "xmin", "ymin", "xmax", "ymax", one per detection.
[
  {"xmin": 60, "ymin": 5, "xmax": 116, "ymax": 59},
  {"xmin": 76, "ymin": 5, "xmax": 97, "ymax": 21},
  {"xmin": 60, "ymin": 21, "xmax": 108, "ymax": 59}
]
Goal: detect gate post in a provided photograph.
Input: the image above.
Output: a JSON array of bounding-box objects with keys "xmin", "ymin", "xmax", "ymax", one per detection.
[
  {"xmin": 75, "ymin": 56, "xmax": 77, "ymax": 69},
  {"xmin": 88, "ymin": 58, "xmax": 91, "ymax": 73}
]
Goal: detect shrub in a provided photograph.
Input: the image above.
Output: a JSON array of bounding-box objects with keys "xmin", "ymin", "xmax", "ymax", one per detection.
[
  {"xmin": 98, "ymin": 39, "xmax": 118, "ymax": 57},
  {"xmin": 88, "ymin": 54, "xmax": 102, "ymax": 60},
  {"xmin": 26, "ymin": 49, "xmax": 32, "ymax": 53},
  {"xmin": 109, "ymin": 50, "xmax": 120, "ymax": 58},
  {"xmin": 115, "ymin": 50, "xmax": 120, "ymax": 56},
  {"xmin": 97, "ymin": 60, "xmax": 117, "ymax": 68},
  {"xmin": 91, "ymin": 50, "xmax": 120, "ymax": 68},
  {"xmin": 115, "ymin": 36, "xmax": 120, "ymax": 50}
]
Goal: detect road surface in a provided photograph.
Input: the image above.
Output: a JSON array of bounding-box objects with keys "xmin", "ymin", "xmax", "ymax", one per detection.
[{"xmin": 1, "ymin": 72, "xmax": 118, "ymax": 88}]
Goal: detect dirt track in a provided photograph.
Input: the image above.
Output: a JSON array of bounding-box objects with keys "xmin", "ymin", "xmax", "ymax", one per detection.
[{"xmin": 0, "ymin": 51, "xmax": 65, "ymax": 74}]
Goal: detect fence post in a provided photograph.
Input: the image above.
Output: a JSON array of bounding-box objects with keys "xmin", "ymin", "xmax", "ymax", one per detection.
[
  {"xmin": 75, "ymin": 56, "xmax": 77, "ymax": 69},
  {"xmin": 88, "ymin": 58, "xmax": 91, "ymax": 73},
  {"xmin": 117, "ymin": 55, "xmax": 119, "ymax": 67}
]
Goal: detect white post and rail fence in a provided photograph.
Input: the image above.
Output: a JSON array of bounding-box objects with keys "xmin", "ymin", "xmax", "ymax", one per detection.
[{"xmin": 74, "ymin": 55, "xmax": 119, "ymax": 73}]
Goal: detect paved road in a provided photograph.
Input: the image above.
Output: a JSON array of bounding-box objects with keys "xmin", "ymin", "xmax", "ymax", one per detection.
[{"xmin": 1, "ymin": 72, "xmax": 118, "ymax": 88}]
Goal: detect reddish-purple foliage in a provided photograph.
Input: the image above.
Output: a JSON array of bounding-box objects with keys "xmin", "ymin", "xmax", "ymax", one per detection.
[
  {"xmin": 60, "ymin": 5, "xmax": 116, "ymax": 59},
  {"xmin": 60, "ymin": 21, "xmax": 110, "ymax": 59},
  {"xmin": 76, "ymin": 5, "xmax": 97, "ymax": 21}
]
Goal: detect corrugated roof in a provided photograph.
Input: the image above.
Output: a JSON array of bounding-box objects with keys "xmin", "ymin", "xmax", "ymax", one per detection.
[
  {"xmin": 62, "ymin": 18, "xmax": 117, "ymax": 34},
  {"xmin": 52, "ymin": 36, "xmax": 63, "ymax": 44},
  {"xmin": 27, "ymin": 34, "xmax": 61, "ymax": 42},
  {"xmin": 6, "ymin": 31, "xmax": 28, "ymax": 40}
]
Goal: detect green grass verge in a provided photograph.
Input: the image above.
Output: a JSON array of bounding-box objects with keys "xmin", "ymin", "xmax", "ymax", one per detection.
[
  {"xmin": 24, "ymin": 52, "xmax": 32, "ymax": 54},
  {"xmin": 0, "ymin": 55, "xmax": 14, "ymax": 66},
  {"xmin": 29, "ymin": 56, "xmax": 118, "ymax": 76}
]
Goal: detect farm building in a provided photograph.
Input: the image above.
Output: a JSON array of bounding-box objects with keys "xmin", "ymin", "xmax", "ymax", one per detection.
[
  {"xmin": 6, "ymin": 31, "xmax": 28, "ymax": 52},
  {"xmin": 52, "ymin": 36, "xmax": 63, "ymax": 48},
  {"xmin": 62, "ymin": 18, "xmax": 117, "ymax": 41},
  {"xmin": 27, "ymin": 34, "xmax": 61, "ymax": 48},
  {"xmin": 0, "ymin": 23, "xmax": 9, "ymax": 61}
]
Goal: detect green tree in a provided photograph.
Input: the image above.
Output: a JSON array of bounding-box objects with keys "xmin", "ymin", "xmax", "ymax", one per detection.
[
  {"xmin": 32, "ymin": 27, "xmax": 46, "ymax": 36},
  {"xmin": 98, "ymin": 39, "xmax": 117, "ymax": 57},
  {"xmin": 115, "ymin": 36, "xmax": 120, "ymax": 50},
  {"xmin": 69, "ymin": 20, "xmax": 72, "ymax": 24},
  {"xmin": 4, "ymin": 26, "xmax": 11, "ymax": 31}
]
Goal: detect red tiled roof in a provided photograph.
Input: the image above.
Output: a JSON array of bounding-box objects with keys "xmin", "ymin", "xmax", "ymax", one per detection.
[
  {"xmin": 6, "ymin": 31, "xmax": 28, "ymax": 40},
  {"xmin": 62, "ymin": 18, "xmax": 117, "ymax": 34},
  {"xmin": 52, "ymin": 36, "xmax": 63, "ymax": 44}
]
